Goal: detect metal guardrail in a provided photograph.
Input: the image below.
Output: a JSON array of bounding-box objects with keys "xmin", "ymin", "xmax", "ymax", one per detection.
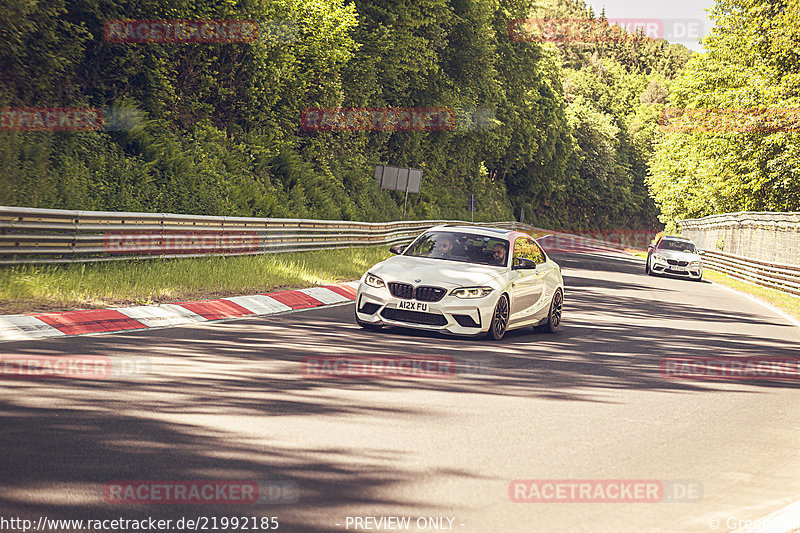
[
  {"xmin": 678, "ymin": 211, "xmax": 800, "ymax": 297},
  {"xmin": 0, "ymin": 206, "xmax": 535, "ymax": 265},
  {"xmin": 5, "ymin": 205, "xmax": 798, "ymax": 299},
  {"xmin": 699, "ymin": 250, "xmax": 800, "ymax": 297},
  {"xmin": 534, "ymin": 224, "xmax": 800, "ymax": 298}
]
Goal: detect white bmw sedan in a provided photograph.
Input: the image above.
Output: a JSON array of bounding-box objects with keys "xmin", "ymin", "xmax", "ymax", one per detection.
[
  {"xmin": 645, "ymin": 235, "xmax": 704, "ymax": 281},
  {"xmin": 355, "ymin": 226, "xmax": 564, "ymax": 340}
]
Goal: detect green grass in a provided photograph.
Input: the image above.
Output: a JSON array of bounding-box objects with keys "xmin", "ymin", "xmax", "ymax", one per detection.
[
  {"xmin": 626, "ymin": 250, "xmax": 800, "ymax": 322},
  {"xmin": 702, "ymin": 270, "xmax": 800, "ymax": 322},
  {"xmin": 0, "ymin": 228, "xmax": 556, "ymax": 315},
  {"xmin": 0, "ymin": 246, "xmax": 393, "ymax": 314}
]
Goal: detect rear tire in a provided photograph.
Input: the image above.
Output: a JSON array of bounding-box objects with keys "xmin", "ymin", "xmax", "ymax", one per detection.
[
  {"xmin": 539, "ymin": 289, "xmax": 563, "ymax": 334},
  {"xmin": 487, "ymin": 294, "xmax": 510, "ymax": 340}
]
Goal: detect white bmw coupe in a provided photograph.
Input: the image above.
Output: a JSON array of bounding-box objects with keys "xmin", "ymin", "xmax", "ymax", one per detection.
[
  {"xmin": 355, "ymin": 226, "xmax": 564, "ymax": 340},
  {"xmin": 645, "ymin": 235, "xmax": 704, "ymax": 281}
]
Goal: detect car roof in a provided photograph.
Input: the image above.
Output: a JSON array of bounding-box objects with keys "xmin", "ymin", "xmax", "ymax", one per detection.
[
  {"xmin": 660, "ymin": 235, "xmax": 694, "ymax": 243},
  {"xmin": 428, "ymin": 225, "xmax": 518, "ymax": 238}
]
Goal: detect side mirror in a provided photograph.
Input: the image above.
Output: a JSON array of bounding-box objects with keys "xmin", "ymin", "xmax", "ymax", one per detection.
[
  {"xmin": 389, "ymin": 244, "xmax": 407, "ymax": 255},
  {"xmin": 512, "ymin": 257, "xmax": 537, "ymax": 270}
]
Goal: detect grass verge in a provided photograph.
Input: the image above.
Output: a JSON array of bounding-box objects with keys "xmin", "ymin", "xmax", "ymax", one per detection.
[
  {"xmin": 702, "ymin": 270, "xmax": 800, "ymax": 322},
  {"xmin": 626, "ymin": 250, "xmax": 800, "ymax": 322},
  {"xmin": 0, "ymin": 246, "xmax": 393, "ymax": 315}
]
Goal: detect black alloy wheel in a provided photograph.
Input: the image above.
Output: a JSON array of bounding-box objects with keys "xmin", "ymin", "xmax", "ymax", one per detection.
[
  {"xmin": 543, "ymin": 289, "xmax": 563, "ymax": 334},
  {"xmin": 488, "ymin": 294, "xmax": 510, "ymax": 340}
]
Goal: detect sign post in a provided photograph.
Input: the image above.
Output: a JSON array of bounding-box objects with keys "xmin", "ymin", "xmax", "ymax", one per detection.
[
  {"xmin": 374, "ymin": 165, "xmax": 423, "ymax": 219},
  {"xmin": 468, "ymin": 194, "xmax": 478, "ymax": 222}
]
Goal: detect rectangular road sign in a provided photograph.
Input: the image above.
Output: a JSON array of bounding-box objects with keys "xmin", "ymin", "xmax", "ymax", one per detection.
[
  {"xmin": 381, "ymin": 165, "xmax": 399, "ymax": 190},
  {"xmin": 407, "ymin": 168, "xmax": 422, "ymax": 193},
  {"xmin": 396, "ymin": 167, "xmax": 410, "ymax": 192},
  {"xmin": 374, "ymin": 165, "xmax": 423, "ymax": 193}
]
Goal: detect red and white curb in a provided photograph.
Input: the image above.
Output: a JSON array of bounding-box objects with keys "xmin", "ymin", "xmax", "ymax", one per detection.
[{"xmin": 0, "ymin": 282, "xmax": 359, "ymax": 343}]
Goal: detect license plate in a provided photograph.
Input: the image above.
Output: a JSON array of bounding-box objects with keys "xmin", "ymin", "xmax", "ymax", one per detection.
[
  {"xmin": 397, "ymin": 300, "xmax": 428, "ymax": 311},
  {"xmin": 669, "ymin": 266, "xmax": 686, "ymax": 272}
]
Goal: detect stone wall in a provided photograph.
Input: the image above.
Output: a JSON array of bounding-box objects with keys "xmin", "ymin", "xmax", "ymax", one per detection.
[{"xmin": 679, "ymin": 212, "xmax": 800, "ymax": 265}]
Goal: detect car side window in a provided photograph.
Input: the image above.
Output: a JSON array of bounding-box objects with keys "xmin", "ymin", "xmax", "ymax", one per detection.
[
  {"xmin": 513, "ymin": 237, "xmax": 545, "ymax": 266},
  {"xmin": 531, "ymin": 240, "xmax": 547, "ymax": 264}
]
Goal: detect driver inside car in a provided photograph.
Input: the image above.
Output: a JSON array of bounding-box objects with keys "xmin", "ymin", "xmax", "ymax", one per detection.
[
  {"xmin": 490, "ymin": 243, "xmax": 507, "ymax": 266},
  {"xmin": 432, "ymin": 235, "xmax": 454, "ymax": 258}
]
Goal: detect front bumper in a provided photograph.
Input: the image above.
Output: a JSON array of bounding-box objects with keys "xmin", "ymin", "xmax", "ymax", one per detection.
[
  {"xmin": 651, "ymin": 260, "xmax": 703, "ymax": 279},
  {"xmin": 355, "ymin": 282, "xmax": 498, "ymax": 335}
]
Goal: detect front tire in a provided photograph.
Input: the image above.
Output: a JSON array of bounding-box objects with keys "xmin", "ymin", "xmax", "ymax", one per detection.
[
  {"xmin": 540, "ymin": 289, "xmax": 563, "ymax": 334},
  {"xmin": 487, "ymin": 294, "xmax": 510, "ymax": 340},
  {"xmin": 645, "ymin": 254, "xmax": 653, "ymax": 275}
]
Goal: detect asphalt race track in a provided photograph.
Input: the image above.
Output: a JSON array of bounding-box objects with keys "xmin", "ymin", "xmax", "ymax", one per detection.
[{"xmin": 1, "ymin": 249, "xmax": 799, "ymax": 532}]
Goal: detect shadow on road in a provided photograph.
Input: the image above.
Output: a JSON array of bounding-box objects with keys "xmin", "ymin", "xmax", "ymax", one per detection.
[{"xmin": 1, "ymin": 250, "xmax": 798, "ymax": 530}]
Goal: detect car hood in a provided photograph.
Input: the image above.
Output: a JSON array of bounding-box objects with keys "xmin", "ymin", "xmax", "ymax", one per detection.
[
  {"xmin": 654, "ymin": 249, "xmax": 701, "ymax": 262},
  {"xmin": 369, "ymin": 255, "xmax": 505, "ymax": 288}
]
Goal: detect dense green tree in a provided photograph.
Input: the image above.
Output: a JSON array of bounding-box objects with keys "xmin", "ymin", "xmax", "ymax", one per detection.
[
  {"xmin": 1, "ymin": 0, "xmax": 695, "ymax": 229},
  {"xmin": 648, "ymin": 0, "xmax": 800, "ymax": 230}
]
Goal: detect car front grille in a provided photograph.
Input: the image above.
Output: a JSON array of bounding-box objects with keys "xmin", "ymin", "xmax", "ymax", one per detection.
[
  {"xmin": 667, "ymin": 259, "xmax": 689, "ymax": 267},
  {"xmin": 380, "ymin": 308, "xmax": 448, "ymax": 326},
  {"xmin": 387, "ymin": 282, "xmax": 446, "ymax": 302},
  {"xmin": 388, "ymin": 282, "xmax": 414, "ymax": 299},
  {"xmin": 415, "ymin": 286, "xmax": 446, "ymax": 302}
]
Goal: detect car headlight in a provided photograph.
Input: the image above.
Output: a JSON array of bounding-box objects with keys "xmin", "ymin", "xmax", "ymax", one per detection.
[
  {"xmin": 450, "ymin": 286, "xmax": 494, "ymax": 299},
  {"xmin": 364, "ymin": 272, "xmax": 385, "ymax": 288},
  {"xmin": 689, "ymin": 261, "xmax": 701, "ymax": 267},
  {"xmin": 653, "ymin": 254, "xmax": 667, "ymax": 262}
]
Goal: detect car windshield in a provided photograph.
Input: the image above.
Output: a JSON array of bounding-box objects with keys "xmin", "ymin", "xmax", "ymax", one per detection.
[
  {"xmin": 403, "ymin": 231, "xmax": 509, "ymax": 266},
  {"xmin": 658, "ymin": 240, "xmax": 696, "ymax": 253}
]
